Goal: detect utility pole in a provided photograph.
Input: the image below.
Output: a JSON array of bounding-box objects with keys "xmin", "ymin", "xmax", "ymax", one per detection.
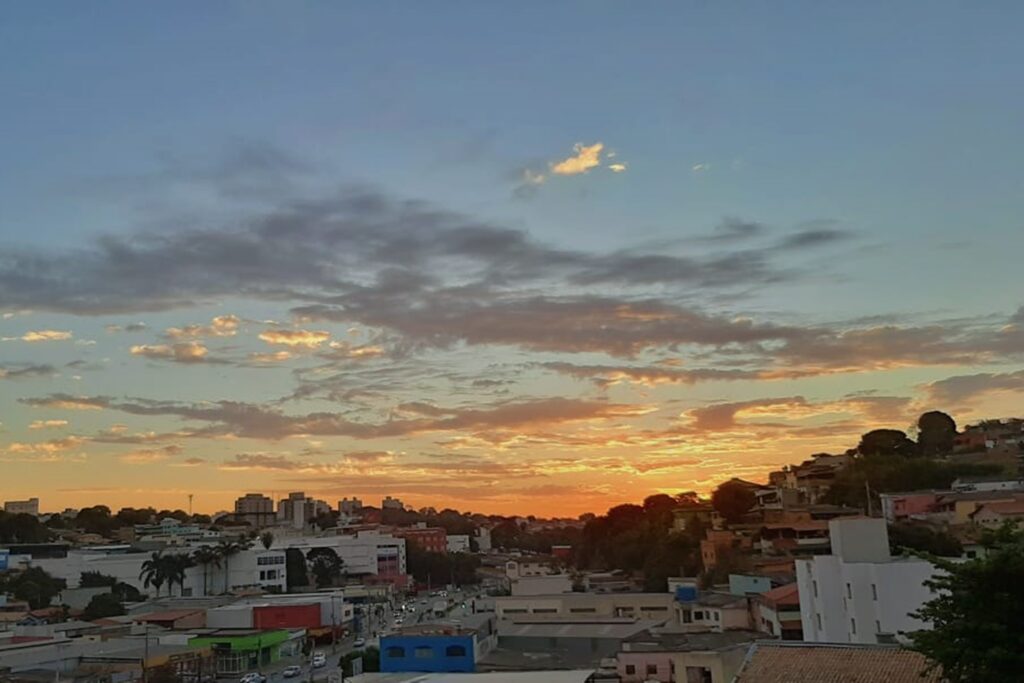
[
  {"xmin": 864, "ymin": 479, "xmax": 874, "ymax": 517},
  {"xmin": 188, "ymin": 494, "xmax": 194, "ymax": 517}
]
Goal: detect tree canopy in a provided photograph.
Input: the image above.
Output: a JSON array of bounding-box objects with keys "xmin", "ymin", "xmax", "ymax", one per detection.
[
  {"xmin": 711, "ymin": 481, "xmax": 757, "ymax": 522},
  {"xmin": 910, "ymin": 524, "xmax": 1024, "ymax": 682},
  {"xmin": 83, "ymin": 592, "xmax": 125, "ymax": 620},
  {"xmin": 917, "ymin": 411, "xmax": 958, "ymax": 457},
  {"xmin": 306, "ymin": 547, "xmax": 344, "ymax": 588},
  {"xmin": 0, "ymin": 567, "xmax": 64, "ymax": 609},
  {"xmin": 857, "ymin": 428, "xmax": 918, "ymax": 457},
  {"xmin": 0, "ymin": 511, "xmax": 53, "ymax": 543}
]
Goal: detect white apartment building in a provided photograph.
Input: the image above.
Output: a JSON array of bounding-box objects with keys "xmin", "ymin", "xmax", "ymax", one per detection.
[
  {"xmin": 496, "ymin": 593, "xmax": 677, "ymax": 622},
  {"xmin": 447, "ymin": 534, "xmax": 471, "ymax": 554},
  {"xmin": 29, "ymin": 545, "xmax": 287, "ymax": 597},
  {"xmin": 796, "ymin": 517, "xmax": 938, "ymax": 644},
  {"xmin": 280, "ymin": 529, "xmax": 407, "ymax": 582},
  {"xmin": 3, "ymin": 498, "xmax": 40, "ymax": 517}
]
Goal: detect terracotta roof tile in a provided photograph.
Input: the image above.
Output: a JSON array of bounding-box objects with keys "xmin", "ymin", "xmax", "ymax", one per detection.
[{"xmin": 734, "ymin": 643, "xmax": 942, "ymax": 682}]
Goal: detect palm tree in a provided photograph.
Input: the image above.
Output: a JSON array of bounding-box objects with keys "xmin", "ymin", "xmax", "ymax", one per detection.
[
  {"xmin": 260, "ymin": 531, "xmax": 274, "ymax": 550},
  {"xmin": 167, "ymin": 553, "xmax": 195, "ymax": 596},
  {"xmin": 216, "ymin": 540, "xmax": 241, "ymax": 594},
  {"xmin": 192, "ymin": 546, "xmax": 221, "ymax": 596},
  {"xmin": 140, "ymin": 552, "xmax": 167, "ymax": 597}
]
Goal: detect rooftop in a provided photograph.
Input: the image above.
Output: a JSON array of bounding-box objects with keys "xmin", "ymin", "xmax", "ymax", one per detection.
[
  {"xmin": 733, "ymin": 642, "xmax": 942, "ymax": 683},
  {"xmin": 498, "ymin": 619, "xmax": 661, "ymax": 640},
  {"xmin": 621, "ymin": 629, "xmax": 760, "ymax": 652},
  {"xmin": 756, "ymin": 583, "xmax": 800, "ymax": 608},
  {"xmin": 349, "ymin": 672, "xmax": 596, "ymax": 683}
]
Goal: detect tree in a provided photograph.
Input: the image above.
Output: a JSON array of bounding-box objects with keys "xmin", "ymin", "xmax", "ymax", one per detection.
[
  {"xmin": 307, "ymin": 547, "xmax": 344, "ymax": 588},
  {"xmin": 259, "ymin": 531, "xmax": 274, "ymax": 550},
  {"xmin": 918, "ymin": 411, "xmax": 958, "ymax": 457},
  {"xmin": 191, "ymin": 546, "xmax": 221, "ymax": 596},
  {"xmin": 80, "ymin": 571, "xmax": 118, "ymax": 588},
  {"xmin": 340, "ymin": 646, "xmax": 380, "ymax": 676},
  {"xmin": 0, "ymin": 567, "xmax": 65, "ymax": 609},
  {"xmin": 165, "ymin": 554, "xmax": 195, "ymax": 596},
  {"xmin": 75, "ymin": 505, "xmax": 119, "ymax": 537},
  {"xmin": 83, "ymin": 592, "xmax": 125, "ymax": 620},
  {"xmin": 858, "ymin": 428, "xmax": 918, "ymax": 457},
  {"xmin": 889, "ymin": 523, "xmax": 962, "ymax": 558},
  {"xmin": 0, "ymin": 512, "xmax": 55, "ymax": 543},
  {"xmin": 910, "ymin": 524, "xmax": 1024, "ymax": 682},
  {"xmin": 216, "ymin": 540, "xmax": 244, "ymax": 593},
  {"xmin": 711, "ymin": 481, "xmax": 757, "ymax": 522},
  {"xmin": 140, "ymin": 552, "xmax": 169, "ymax": 596},
  {"xmin": 285, "ymin": 548, "xmax": 310, "ymax": 589}
]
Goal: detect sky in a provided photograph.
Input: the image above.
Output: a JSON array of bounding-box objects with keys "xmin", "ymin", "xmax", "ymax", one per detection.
[{"xmin": 2, "ymin": 2, "xmax": 1023, "ymax": 517}]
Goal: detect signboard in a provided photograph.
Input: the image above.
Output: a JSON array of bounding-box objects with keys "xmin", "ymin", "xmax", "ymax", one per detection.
[{"xmin": 0, "ymin": 550, "xmax": 9, "ymax": 571}]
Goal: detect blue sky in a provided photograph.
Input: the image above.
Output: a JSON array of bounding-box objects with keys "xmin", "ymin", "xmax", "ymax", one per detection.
[{"xmin": 1, "ymin": 2, "xmax": 1023, "ymax": 515}]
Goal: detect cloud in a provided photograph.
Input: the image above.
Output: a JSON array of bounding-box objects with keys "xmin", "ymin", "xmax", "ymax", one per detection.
[
  {"xmin": 0, "ymin": 364, "xmax": 58, "ymax": 380},
  {"xmin": 923, "ymin": 369, "xmax": 1024, "ymax": 405},
  {"xmin": 130, "ymin": 342, "xmax": 218, "ymax": 363},
  {"xmin": 20, "ymin": 394, "xmax": 106, "ymax": 410},
  {"xmin": 178, "ymin": 457, "xmax": 206, "ymax": 467},
  {"xmin": 541, "ymin": 362, "xmax": 761, "ymax": 387},
  {"xmin": 105, "ymin": 322, "xmax": 148, "ymax": 333},
  {"xmin": 29, "ymin": 419, "xmax": 69, "ymax": 430},
  {"xmin": 3, "ymin": 330, "xmax": 72, "ymax": 342},
  {"xmin": 221, "ymin": 453, "xmax": 304, "ymax": 471},
  {"xmin": 258, "ymin": 329, "xmax": 331, "ymax": 348},
  {"xmin": 692, "ymin": 163, "xmax": 710, "ymax": 173},
  {"xmin": 165, "ymin": 314, "xmax": 240, "ymax": 339},
  {"xmin": 551, "ymin": 142, "xmax": 604, "ymax": 176},
  {"xmin": 20, "ymin": 393, "xmax": 646, "ymax": 441},
  {"xmin": 7, "ymin": 436, "xmax": 86, "ymax": 456},
  {"xmin": 773, "ymin": 227, "xmax": 855, "ymax": 250},
  {"xmin": 608, "ymin": 163, "xmax": 628, "ymax": 173},
  {"xmin": 248, "ymin": 351, "xmax": 293, "ymax": 364},
  {"xmin": 119, "ymin": 444, "xmax": 183, "ymax": 464}
]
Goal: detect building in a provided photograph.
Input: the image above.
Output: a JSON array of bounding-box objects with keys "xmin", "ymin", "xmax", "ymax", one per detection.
[
  {"xmin": 187, "ymin": 629, "xmax": 292, "ymax": 676},
  {"xmin": 796, "ymin": 518, "xmax": 938, "ymax": 644},
  {"xmin": 3, "ymin": 498, "xmax": 40, "ymax": 517},
  {"xmin": 495, "ymin": 593, "xmax": 677, "ymax": 622},
  {"xmin": 494, "ymin": 618, "xmax": 660, "ymax": 668},
  {"xmin": 339, "ymin": 497, "xmax": 363, "ymax": 514},
  {"xmin": 447, "ymin": 535, "xmax": 471, "ymax": 554},
  {"xmin": 134, "ymin": 609, "xmax": 207, "ymax": 630},
  {"xmin": 700, "ymin": 529, "xmax": 752, "ymax": 570},
  {"xmin": 756, "ymin": 521, "xmax": 831, "ymax": 555},
  {"xmin": 474, "ymin": 527, "xmax": 492, "ymax": 553},
  {"xmin": 392, "ymin": 526, "xmax": 447, "ymax": 554},
  {"xmin": 380, "ymin": 615, "xmax": 496, "ymax": 674},
  {"xmin": 951, "ymin": 475, "xmax": 1024, "ymax": 493},
  {"xmin": 932, "ymin": 490, "xmax": 1024, "ymax": 525},
  {"xmin": 280, "ymin": 529, "xmax": 408, "ymax": 588},
  {"xmin": 382, "ymin": 496, "xmax": 405, "ymax": 511},
  {"xmin": 134, "ymin": 518, "xmax": 221, "ymax": 545},
  {"xmin": 234, "ymin": 493, "xmax": 275, "ymax": 527},
  {"xmin": 969, "ymin": 500, "xmax": 1024, "ymax": 528},
  {"xmin": 616, "ymin": 630, "xmax": 759, "ymax": 683},
  {"xmin": 676, "ymin": 591, "xmax": 750, "ymax": 632},
  {"xmin": 752, "ymin": 583, "xmax": 802, "ymax": 639},
  {"xmin": 29, "ymin": 545, "xmax": 287, "ymax": 597},
  {"xmin": 732, "ymin": 642, "xmax": 943, "ymax": 682},
  {"xmin": 879, "ymin": 491, "xmax": 940, "ymax": 524}
]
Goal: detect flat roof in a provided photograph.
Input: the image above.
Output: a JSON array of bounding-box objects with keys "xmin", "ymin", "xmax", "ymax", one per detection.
[
  {"xmin": 350, "ymin": 672, "xmax": 596, "ymax": 683},
  {"xmin": 498, "ymin": 619, "xmax": 660, "ymax": 640}
]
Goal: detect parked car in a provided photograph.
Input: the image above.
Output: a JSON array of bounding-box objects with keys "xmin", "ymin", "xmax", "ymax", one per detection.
[
  {"xmin": 240, "ymin": 674, "xmax": 265, "ymax": 683},
  {"xmin": 282, "ymin": 666, "xmax": 301, "ymax": 678},
  {"xmin": 353, "ymin": 637, "xmax": 366, "ymax": 648},
  {"xmin": 312, "ymin": 653, "xmax": 327, "ymax": 668}
]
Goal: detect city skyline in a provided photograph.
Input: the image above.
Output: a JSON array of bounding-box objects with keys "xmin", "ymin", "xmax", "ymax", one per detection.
[{"xmin": 3, "ymin": 3, "xmax": 1024, "ymax": 515}]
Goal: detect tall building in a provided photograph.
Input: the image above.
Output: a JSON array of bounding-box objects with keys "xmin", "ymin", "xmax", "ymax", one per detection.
[
  {"xmin": 277, "ymin": 492, "xmax": 332, "ymax": 529},
  {"xmin": 234, "ymin": 493, "xmax": 275, "ymax": 527},
  {"xmin": 382, "ymin": 496, "xmax": 405, "ymax": 511},
  {"xmin": 4, "ymin": 497, "xmax": 40, "ymax": 517},
  {"xmin": 339, "ymin": 497, "xmax": 363, "ymax": 514},
  {"xmin": 796, "ymin": 517, "xmax": 937, "ymax": 644}
]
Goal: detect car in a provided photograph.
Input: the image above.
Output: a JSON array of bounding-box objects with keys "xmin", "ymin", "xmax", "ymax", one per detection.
[
  {"xmin": 240, "ymin": 674, "xmax": 265, "ymax": 683},
  {"xmin": 282, "ymin": 666, "xmax": 301, "ymax": 678},
  {"xmin": 353, "ymin": 637, "xmax": 366, "ymax": 648},
  {"xmin": 312, "ymin": 653, "xmax": 327, "ymax": 668}
]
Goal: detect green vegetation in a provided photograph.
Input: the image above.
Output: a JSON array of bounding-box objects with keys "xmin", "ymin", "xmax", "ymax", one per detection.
[
  {"xmin": 82, "ymin": 592, "xmax": 125, "ymax": 620},
  {"xmin": 711, "ymin": 481, "xmax": 757, "ymax": 522},
  {"xmin": 405, "ymin": 545, "xmax": 480, "ymax": 587},
  {"xmin": 285, "ymin": 547, "xmax": 309, "ymax": 589},
  {"xmin": 0, "ymin": 511, "xmax": 54, "ymax": 543},
  {"xmin": 340, "ymin": 646, "xmax": 380, "ymax": 676},
  {"xmin": 79, "ymin": 571, "xmax": 144, "ymax": 602},
  {"xmin": 0, "ymin": 566, "xmax": 65, "ymax": 609},
  {"xmin": 306, "ymin": 547, "xmax": 345, "ymax": 588},
  {"xmin": 138, "ymin": 552, "xmax": 195, "ymax": 597},
  {"xmin": 910, "ymin": 524, "xmax": 1024, "ymax": 682},
  {"xmin": 888, "ymin": 523, "xmax": 963, "ymax": 558}
]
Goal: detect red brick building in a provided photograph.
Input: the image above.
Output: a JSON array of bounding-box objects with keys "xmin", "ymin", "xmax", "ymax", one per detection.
[{"xmin": 392, "ymin": 526, "xmax": 448, "ymax": 554}]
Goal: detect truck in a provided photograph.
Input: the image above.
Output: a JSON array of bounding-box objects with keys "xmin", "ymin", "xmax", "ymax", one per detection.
[{"xmin": 432, "ymin": 600, "xmax": 447, "ymax": 617}]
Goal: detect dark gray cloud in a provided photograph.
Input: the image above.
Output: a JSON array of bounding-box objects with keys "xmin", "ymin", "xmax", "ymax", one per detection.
[
  {"xmin": 923, "ymin": 369, "xmax": 1024, "ymax": 405},
  {"xmin": 540, "ymin": 361, "xmax": 761, "ymax": 386},
  {"xmin": 0, "ymin": 364, "xmax": 57, "ymax": 380},
  {"xmin": 693, "ymin": 218, "xmax": 767, "ymax": 244},
  {"xmin": 773, "ymin": 227, "xmax": 854, "ymax": 250},
  {"xmin": 20, "ymin": 393, "xmax": 641, "ymax": 441}
]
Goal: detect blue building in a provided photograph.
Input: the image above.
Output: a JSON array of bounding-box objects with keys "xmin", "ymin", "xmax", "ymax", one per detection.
[{"xmin": 379, "ymin": 615, "xmax": 496, "ymax": 673}]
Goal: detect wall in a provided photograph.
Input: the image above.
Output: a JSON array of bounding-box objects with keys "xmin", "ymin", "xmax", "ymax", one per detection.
[
  {"xmin": 379, "ymin": 634, "xmax": 476, "ymax": 673},
  {"xmin": 728, "ymin": 575, "xmax": 772, "ymax": 596},
  {"xmin": 496, "ymin": 593, "xmax": 677, "ymax": 622},
  {"xmin": 253, "ymin": 604, "xmax": 321, "ymax": 630},
  {"xmin": 617, "ymin": 651, "xmax": 674, "ymax": 682},
  {"xmin": 670, "ymin": 646, "xmax": 748, "ymax": 683},
  {"xmin": 509, "ymin": 574, "xmax": 573, "ymax": 596}
]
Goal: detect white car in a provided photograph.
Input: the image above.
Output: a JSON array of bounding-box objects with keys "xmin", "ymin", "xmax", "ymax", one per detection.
[
  {"xmin": 240, "ymin": 674, "xmax": 265, "ymax": 683},
  {"xmin": 312, "ymin": 653, "xmax": 327, "ymax": 668},
  {"xmin": 353, "ymin": 637, "xmax": 366, "ymax": 648},
  {"xmin": 282, "ymin": 666, "xmax": 301, "ymax": 678}
]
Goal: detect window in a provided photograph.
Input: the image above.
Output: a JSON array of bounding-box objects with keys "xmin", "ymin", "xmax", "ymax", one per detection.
[
  {"xmin": 504, "ymin": 609, "xmax": 527, "ymax": 614},
  {"xmin": 875, "ymin": 620, "xmax": 881, "ymax": 633},
  {"xmin": 569, "ymin": 607, "xmax": 596, "ymax": 613},
  {"xmin": 385, "ymin": 647, "xmax": 405, "ymax": 658},
  {"xmin": 846, "ymin": 583, "xmax": 852, "ymax": 599},
  {"xmin": 871, "ymin": 584, "xmax": 877, "ymax": 600},
  {"xmin": 713, "ymin": 611, "xmax": 720, "ymax": 621},
  {"xmin": 414, "ymin": 647, "xmax": 433, "ymax": 659},
  {"xmin": 641, "ymin": 606, "xmax": 668, "ymax": 612},
  {"xmin": 850, "ymin": 618, "xmax": 857, "ymax": 634},
  {"xmin": 445, "ymin": 645, "xmax": 466, "ymax": 657},
  {"xmin": 646, "ymin": 664, "xmax": 658, "ymax": 675},
  {"xmin": 533, "ymin": 608, "xmax": 557, "ymax": 613},
  {"xmin": 693, "ymin": 610, "xmax": 704, "ymax": 620},
  {"xmin": 812, "ymin": 580, "xmax": 818, "ymax": 597},
  {"xmin": 625, "ymin": 665, "xmax": 636, "ymax": 675},
  {"xmin": 816, "ymin": 614, "xmax": 822, "ymax": 629}
]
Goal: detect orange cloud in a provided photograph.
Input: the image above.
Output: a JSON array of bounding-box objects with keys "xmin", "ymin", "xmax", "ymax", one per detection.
[
  {"xmin": 29, "ymin": 419, "xmax": 69, "ymax": 430},
  {"xmin": 551, "ymin": 142, "xmax": 604, "ymax": 175},
  {"xmin": 5, "ymin": 330, "xmax": 73, "ymax": 342},
  {"xmin": 165, "ymin": 314, "xmax": 240, "ymax": 339},
  {"xmin": 259, "ymin": 329, "xmax": 330, "ymax": 348},
  {"xmin": 131, "ymin": 342, "xmax": 210, "ymax": 363}
]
